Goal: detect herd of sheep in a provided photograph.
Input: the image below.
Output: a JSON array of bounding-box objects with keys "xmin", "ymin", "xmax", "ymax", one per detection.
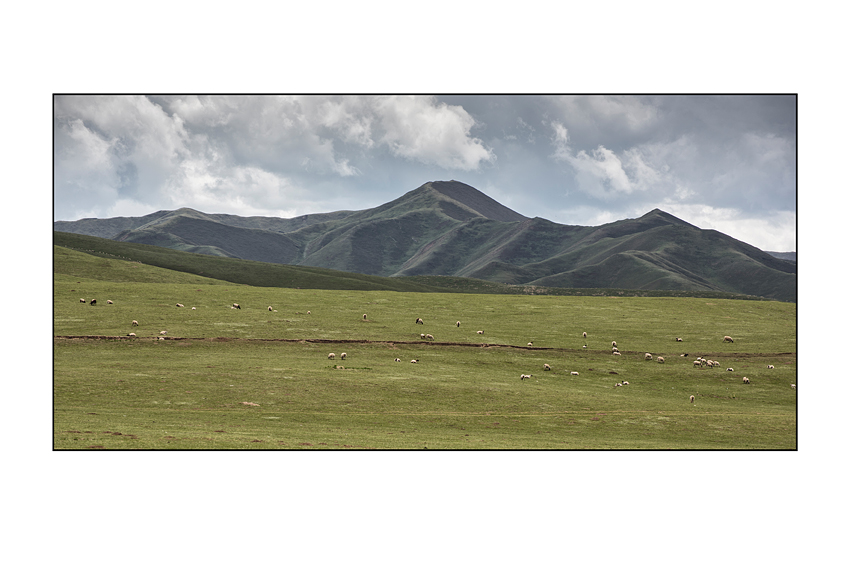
[{"xmin": 78, "ymin": 297, "xmax": 793, "ymax": 401}]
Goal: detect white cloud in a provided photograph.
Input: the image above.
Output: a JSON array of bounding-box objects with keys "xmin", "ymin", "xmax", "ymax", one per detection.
[{"xmin": 374, "ymin": 95, "xmax": 495, "ymax": 170}]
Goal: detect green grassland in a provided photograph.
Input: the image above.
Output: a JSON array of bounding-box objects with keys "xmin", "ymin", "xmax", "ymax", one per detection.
[{"xmin": 54, "ymin": 245, "xmax": 797, "ymax": 449}]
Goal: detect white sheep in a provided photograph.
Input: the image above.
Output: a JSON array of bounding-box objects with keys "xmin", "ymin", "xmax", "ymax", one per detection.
[
  {"xmin": 132, "ymin": 320, "xmax": 139, "ymax": 326},
  {"xmin": 622, "ymin": 381, "xmax": 629, "ymax": 385},
  {"xmin": 416, "ymin": 318, "xmax": 424, "ymax": 325},
  {"xmin": 456, "ymin": 321, "xmax": 461, "ymax": 327},
  {"xmin": 520, "ymin": 374, "xmax": 532, "ymax": 380},
  {"xmin": 191, "ymin": 307, "xmax": 196, "ymax": 310},
  {"xmin": 583, "ymin": 331, "xmax": 587, "ymax": 338},
  {"xmin": 676, "ymin": 337, "xmax": 683, "ymax": 342},
  {"xmin": 340, "ymin": 353, "xmax": 347, "ymax": 360},
  {"xmin": 612, "ymin": 341, "xmax": 617, "ymax": 347},
  {"xmin": 176, "ymin": 303, "xmax": 184, "ymax": 307},
  {"xmin": 80, "ymin": 298, "xmax": 85, "ymax": 303},
  {"xmin": 742, "ymin": 376, "xmax": 750, "ymax": 383},
  {"xmin": 615, "ymin": 382, "xmax": 622, "ymax": 387},
  {"xmin": 767, "ymin": 365, "xmax": 775, "ymax": 369},
  {"xmin": 307, "ymin": 311, "xmax": 311, "ymax": 314},
  {"xmin": 158, "ymin": 337, "xmax": 165, "ymax": 341},
  {"xmin": 127, "ymin": 332, "xmax": 136, "ymax": 337},
  {"xmin": 411, "ymin": 359, "xmax": 419, "ymax": 363},
  {"xmin": 544, "ymin": 364, "xmax": 551, "ymax": 371},
  {"xmin": 726, "ymin": 368, "xmax": 734, "ymax": 372},
  {"xmin": 645, "ymin": 353, "xmax": 653, "ymax": 360},
  {"xmin": 527, "ymin": 342, "xmax": 533, "ymax": 347},
  {"xmin": 426, "ymin": 334, "xmax": 434, "ymax": 340},
  {"xmin": 690, "ymin": 395, "xmax": 695, "ymax": 403},
  {"xmin": 232, "ymin": 303, "xmax": 240, "ymax": 309},
  {"xmin": 328, "ymin": 353, "xmax": 335, "ymax": 359},
  {"xmin": 693, "ymin": 359, "xmax": 702, "ymax": 367},
  {"xmin": 723, "ymin": 335, "xmax": 734, "ymax": 343},
  {"xmin": 268, "ymin": 306, "xmax": 273, "ymax": 311},
  {"xmin": 394, "ymin": 358, "xmax": 401, "ymax": 362},
  {"xmin": 571, "ymin": 371, "xmax": 579, "ymax": 375},
  {"xmin": 420, "ymin": 334, "xmax": 426, "ymax": 339},
  {"xmin": 477, "ymin": 330, "xmax": 484, "ymax": 334},
  {"xmin": 612, "ymin": 346, "xmax": 619, "ymax": 353},
  {"xmin": 107, "ymin": 300, "xmax": 114, "ymax": 304},
  {"xmin": 613, "ymin": 352, "xmax": 621, "ymax": 356},
  {"xmin": 657, "ymin": 356, "xmax": 665, "ymax": 364},
  {"xmin": 363, "ymin": 314, "xmax": 368, "ymax": 320},
  {"xmin": 791, "ymin": 384, "xmax": 796, "ymax": 389},
  {"xmin": 160, "ymin": 330, "xmax": 167, "ymax": 335}
]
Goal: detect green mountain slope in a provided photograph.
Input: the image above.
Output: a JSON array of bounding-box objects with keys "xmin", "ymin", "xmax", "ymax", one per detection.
[{"xmin": 53, "ymin": 180, "xmax": 797, "ymax": 301}]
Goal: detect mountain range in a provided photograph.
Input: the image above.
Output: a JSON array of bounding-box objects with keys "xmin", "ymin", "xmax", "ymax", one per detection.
[{"xmin": 54, "ymin": 180, "xmax": 797, "ymax": 302}]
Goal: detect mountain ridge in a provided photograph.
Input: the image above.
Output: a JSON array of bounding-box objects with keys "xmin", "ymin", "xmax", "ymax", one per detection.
[{"xmin": 53, "ymin": 180, "xmax": 797, "ymax": 301}]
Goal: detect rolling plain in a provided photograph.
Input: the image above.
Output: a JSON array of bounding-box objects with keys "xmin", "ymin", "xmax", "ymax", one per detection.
[{"xmin": 53, "ymin": 244, "xmax": 797, "ymax": 449}]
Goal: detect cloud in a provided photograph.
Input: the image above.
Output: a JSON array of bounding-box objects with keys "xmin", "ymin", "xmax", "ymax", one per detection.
[{"xmin": 374, "ymin": 95, "xmax": 495, "ymax": 170}]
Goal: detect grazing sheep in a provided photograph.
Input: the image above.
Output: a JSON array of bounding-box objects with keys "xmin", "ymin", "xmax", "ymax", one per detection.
[
  {"xmin": 411, "ymin": 359, "xmax": 419, "ymax": 364},
  {"xmin": 158, "ymin": 337, "xmax": 165, "ymax": 341},
  {"xmin": 726, "ymin": 368, "xmax": 734, "ymax": 372},
  {"xmin": 520, "ymin": 374, "xmax": 532, "ymax": 380},
  {"xmin": 425, "ymin": 334, "xmax": 434, "ymax": 340},
  {"xmin": 723, "ymin": 335, "xmax": 734, "ymax": 342},
  {"xmin": 90, "ymin": 299, "xmax": 96, "ymax": 305},
  {"xmin": 693, "ymin": 360, "xmax": 702, "ymax": 368},
  {"xmin": 583, "ymin": 345, "xmax": 587, "ymax": 349},
  {"xmin": 767, "ymin": 365, "xmax": 775, "ymax": 369},
  {"xmin": 394, "ymin": 358, "xmax": 401, "ymax": 362},
  {"xmin": 612, "ymin": 341, "xmax": 617, "ymax": 347},
  {"xmin": 328, "ymin": 353, "xmax": 335, "ymax": 359},
  {"xmin": 583, "ymin": 331, "xmax": 587, "ymax": 338},
  {"xmin": 340, "ymin": 353, "xmax": 347, "ymax": 360},
  {"xmin": 657, "ymin": 356, "xmax": 665, "ymax": 364},
  {"xmin": 307, "ymin": 311, "xmax": 311, "ymax": 314},
  {"xmin": 363, "ymin": 314, "xmax": 367, "ymax": 320},
  {"xmin": 612, "ymin": 346, "xmax": 619, "ymax": 353},
  {"xmin": 420, "ymin": 334, "xmax": 426, "ymax": 339},
  {"xmin": 416, "ymin": 318, "xmax": 424, "ymax": 325},
  {"xmin": 615, "ymin": 382, "xmax": 622, "ymax": 387},
  {"xmin": 268, "ymin": 306, "xmax": 273, "ymax": 311},
  {"xmin": 543, "ymin": 364, "xmax": 551, "ymax": 371},
  {"xmin": 676, "ymin": 337, "xmax": 683, "ymax": 342},
  {"xmin": 645, "ymin": 353, "xmax": 653, "ymax": 361},
  {"xmin": 191, "ymin": 307, "xmax": 196, "ymax": 310},
  {"xmin": 613, "ymin": 352, "xmax": 621, "ymax": 356},
  {"xmin": 791, "ymin": 384, "xmax": 796, "ymax": 389},
  {"xmin": 232, "ymin": 303, "xmax": 240, "ymax": 309},
  {"xmin": 176, "ymin": 303, "xmax": 184, "ymax": 307},
  {"xmin": 690, "ymin": 395, "xmax": 695, "ymax": 403},
  {"xmin": 477, "ymin": 330, "xmax": 484, "ymax": 334},
  {"xmin": 127, "ymin": 332, "xmax": 136, "ymax": 337},
  {"xmin": 107, "ymin": 300, "xmax": 114, "ymax": 304},
  {"xmin": 80, "ymin": 298, "xmax": 85, "ymax": 303},
  {"xmin": 622, "ymin": 381, "xmax": 629, "ymax": 385},
  {"xmin": 743, "ymin": 376, "xmax": 750, "ymax": 384},
  {"xmin": 132, "ymin": 320, "xmax": 139, "ymax": 326},
  {"xmin": 571, "ymin": 371, "xmax": 579, "ymax": 376},
  {"xmin": 160, "ymin": 331, "xmax": 167, "ymax": 335},
  {"xmin": 456, "ymin": 321, "xmax": 461, "ymax": 327}
]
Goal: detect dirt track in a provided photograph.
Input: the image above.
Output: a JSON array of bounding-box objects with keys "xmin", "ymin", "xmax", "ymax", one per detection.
[{"xmin": 52, "ymin": 335, "xmax": 795, "ymax": 358}]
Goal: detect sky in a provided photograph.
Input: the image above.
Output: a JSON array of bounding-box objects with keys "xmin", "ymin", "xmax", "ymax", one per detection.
[{"xmin": 53, "ymin": 94, "xmax": 797, "ymax": 252}]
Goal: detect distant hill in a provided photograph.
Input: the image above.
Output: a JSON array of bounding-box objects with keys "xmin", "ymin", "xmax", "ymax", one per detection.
[
  {"xmin": 767, "ymin": 251, "xmax": 796, "ymax": 263},
  {"xmin": 54, "ymin": 180, "xmax": 797, "ymax": 302}
]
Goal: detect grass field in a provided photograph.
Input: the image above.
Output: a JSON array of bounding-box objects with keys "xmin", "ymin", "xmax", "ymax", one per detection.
[{"xmin": 53, "ymin": 246, "xmax": 797, "ymax": 449}]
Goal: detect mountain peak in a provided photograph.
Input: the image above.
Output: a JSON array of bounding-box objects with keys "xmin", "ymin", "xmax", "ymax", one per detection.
[{"xmin": 423, "ymin": 180, "xmax": 527, "ymax": 222}]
